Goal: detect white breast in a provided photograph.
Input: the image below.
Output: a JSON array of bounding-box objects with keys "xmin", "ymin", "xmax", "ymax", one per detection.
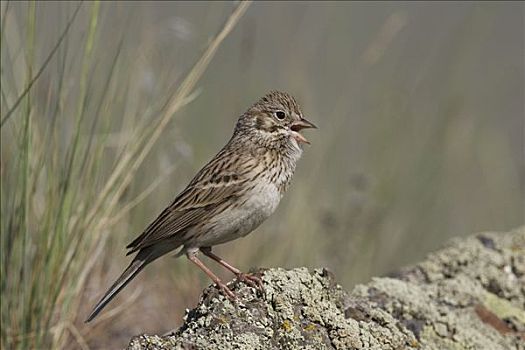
[
  {"xmin": 239, "ymin": 180, "xmax": 282, "ymax": 233},
  {"xmin": 193, "ymin": 180, "xmax": 282, "ymax": 248}
]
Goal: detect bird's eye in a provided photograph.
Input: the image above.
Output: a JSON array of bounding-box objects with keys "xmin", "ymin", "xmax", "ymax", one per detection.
[{"xmin": 274, "ymin": 111, "xmax": 286, "ymax": 120}]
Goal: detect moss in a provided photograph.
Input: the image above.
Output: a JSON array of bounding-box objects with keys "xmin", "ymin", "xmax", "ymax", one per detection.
[
  {"xmin": 483, "ymin": 291, "xmax": 525, "ymax": 324},
  {"xmin": 128, "ymin": 227, "xmax": 525, "ymax": 350}
]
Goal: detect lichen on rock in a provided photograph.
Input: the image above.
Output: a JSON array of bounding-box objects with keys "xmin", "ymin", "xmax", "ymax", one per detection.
[{"xmin": 128, "ymin": 227, "xmax": 525, "ymax": 350}]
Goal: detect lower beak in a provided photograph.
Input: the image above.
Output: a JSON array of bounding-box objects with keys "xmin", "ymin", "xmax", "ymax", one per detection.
[{"xmin": 290, "ymin": 118, "xmax": 317, "ymax": 144}]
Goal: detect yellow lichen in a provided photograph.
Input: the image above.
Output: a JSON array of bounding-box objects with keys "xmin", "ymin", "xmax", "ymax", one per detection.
[
  {"xmin": 281, "ymin": 320, "xmax": 293, "ymax": 332},
  {"xmin": 304, "ymin": 323, "xmax": 317, "ymax": 332}
]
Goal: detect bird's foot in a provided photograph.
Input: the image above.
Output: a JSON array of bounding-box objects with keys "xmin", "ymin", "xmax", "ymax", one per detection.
[
  {"xmin": 216, "ymin": 281, "xmax": 237, "ymax": 300},
  {"xmin": 236, "ymin": 272, "xmax": 265, "ymax": 293}
]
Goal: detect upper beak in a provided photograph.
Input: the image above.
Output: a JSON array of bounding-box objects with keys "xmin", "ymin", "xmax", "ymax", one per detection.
[
  {"xmin": 291, "ymin": 118, "xmax": 317, "ymax": 131},
  {"xmin": 290, "ymin": 117, "xmax": 317, "ymax": 144}
]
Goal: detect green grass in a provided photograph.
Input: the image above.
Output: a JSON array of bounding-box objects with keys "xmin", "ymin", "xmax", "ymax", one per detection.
[
  {"xmin": 0, "ymin": 2, "xmax": 250, "ymax": 348},
  {"xmin": 1, "ymin": 3, "xmax": 113, "ymax": 347}
]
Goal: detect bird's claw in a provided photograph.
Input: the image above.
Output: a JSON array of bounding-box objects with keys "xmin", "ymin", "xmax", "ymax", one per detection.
[
  {"xmin": 216, "ymin": 281, "xmax": 237, "ymax": 301},
  {"xmin": 236, "ymin": 273, "xmax": 265, "ymax": 295}
]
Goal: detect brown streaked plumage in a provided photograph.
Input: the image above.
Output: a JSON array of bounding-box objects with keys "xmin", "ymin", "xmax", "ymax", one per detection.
[{"xmin": 86, "ymin": 91, "xmax": 316, "ymax": 322}]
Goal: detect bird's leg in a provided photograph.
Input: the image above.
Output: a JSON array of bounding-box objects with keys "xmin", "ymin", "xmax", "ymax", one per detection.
[
  {"xmin": 186, "ymin": 251, "xmax": 236, "ymax": 300},
  {"xmin": 200, "ymin": 247, "xmax": 264, "ymax": 291}
]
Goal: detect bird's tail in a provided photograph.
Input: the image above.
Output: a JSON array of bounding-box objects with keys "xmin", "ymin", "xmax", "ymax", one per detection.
[{"xmin": 85, "ymin": 247, "xmax": 158, "ymax": 323}]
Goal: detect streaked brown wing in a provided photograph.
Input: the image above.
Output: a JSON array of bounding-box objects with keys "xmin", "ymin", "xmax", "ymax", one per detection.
[
  {"xmin": 126, "ymin": 182, "xmax": 243, "ymax": 254},
  {"xmin": 126, "ymin": 146, "xmax": 261, "ymax": 254}
]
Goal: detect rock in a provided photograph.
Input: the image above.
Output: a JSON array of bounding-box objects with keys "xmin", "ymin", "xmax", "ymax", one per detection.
[{"xmin": 128, "ymin": 227, "xmax": 525, "ymax": 349}]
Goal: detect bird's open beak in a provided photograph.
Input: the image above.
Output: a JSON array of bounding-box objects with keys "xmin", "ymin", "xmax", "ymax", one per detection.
[{"xmin": 290, "ymin": 118, "xmax": 317, "ymax": 144}]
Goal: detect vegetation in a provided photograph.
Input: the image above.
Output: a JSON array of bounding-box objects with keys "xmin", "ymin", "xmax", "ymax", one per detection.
[{"xmin": 1, "ymin": 2, "xmax": 522, "ymax": 349}]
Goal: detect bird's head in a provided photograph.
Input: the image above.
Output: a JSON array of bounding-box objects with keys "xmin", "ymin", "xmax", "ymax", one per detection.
[{"xmin": 235, "ymin": 91, "xmax": 317, "ymax": 153}]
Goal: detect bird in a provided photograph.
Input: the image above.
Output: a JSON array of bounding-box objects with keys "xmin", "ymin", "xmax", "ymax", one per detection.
[{"xmin": 85, "ymin": 90, "xmax": 316, "ymax": 322}]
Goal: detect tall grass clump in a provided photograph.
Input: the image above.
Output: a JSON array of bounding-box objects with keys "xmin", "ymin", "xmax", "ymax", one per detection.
[{"xmin": 0, "ymin": 1, "xmax": 250, "ymax": 348}]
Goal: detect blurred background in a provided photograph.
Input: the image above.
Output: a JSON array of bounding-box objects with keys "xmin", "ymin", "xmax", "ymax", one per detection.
[{"xmin": 1, "ymin": 1, "xmax": 523, "ymax": 349}]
